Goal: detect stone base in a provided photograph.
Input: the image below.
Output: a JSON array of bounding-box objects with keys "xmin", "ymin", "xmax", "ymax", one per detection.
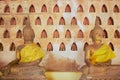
[{"xmin": 0, "ymin": 64, "xmax": 47, "ymax": 80}]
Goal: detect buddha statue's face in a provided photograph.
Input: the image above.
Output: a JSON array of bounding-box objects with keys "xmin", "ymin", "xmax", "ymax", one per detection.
[{"xmin": 92, "ymin": 27, "xmax": 103, "ymax": 43}]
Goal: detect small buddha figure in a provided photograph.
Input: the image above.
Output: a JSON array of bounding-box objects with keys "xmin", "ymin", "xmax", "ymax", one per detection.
[
  {"xmin": 59, "ymin": 17, "xmax": 65, "ymax": 25},
  {"xmin": 53, "ymin": 4, "xmax": 59, "ymax": 12},
  {"xmin": 71, "ymin": 43, "xmax": 77, "ymax": 51},
  {"xmin": 16, "ymin": 30, "xmax": 22, "ymax": 38},
  {"xmin": 10, "ymin": 17, "xmax": 16, "ymax": 25},
  {"xmin": 0, "ymin": 43, "xmax": 3, "ymax": 51},
  {"xmin": 59, "ymin": 42, "xmax": 66, "ymax": 51},
  {"xmin": 41, "ymin": 30, "xmax": 47, "ymax": 38},
  {"xmin": 4, "ymin": 5, "xmax": 10, "ymax": 13},
  {"xmin": 83, "ymin": 17, "xmax": 89, "ymax": 25},
  {"xmin": 35, "ymin": 17, "xmax": 41, "ymax": 25},
  {"xmin": 47, "ymin": 42, "xmax": 53, "ymax": 51},
  {"xmin": 71, "ymin": 17, "xmax": 77, "ymax": 25},
  {"xmin": 0, "ymin": 17, "xmax": 47, "ymax": 80},
  {"xmin": 47, "ymin": 17, "xmax": 53, "ymax": 25},
  {"xmin": 65, "ymin": 30, "xmax": 71, "ymax": 38},
  {"xmin": 4, "ymin": 30, "xmax": 10, "ymax": 38},
  {"xmin": 41, "ymin": 4, "xmax": 47, "ymax": 12},
  {"xmin": 53, "ymin": 30, "xmax": 59, "ymax": 38},
  {"xmin": 80, "ymin": 17, "xmax": 116, "ymax": 80},
  {"xmin": 0, "ymin": 18, "xmax": 4, "ymax": 25},
  {"xmin": 29, "ymin": 5, "xmax": 35, "ymax": 13}
]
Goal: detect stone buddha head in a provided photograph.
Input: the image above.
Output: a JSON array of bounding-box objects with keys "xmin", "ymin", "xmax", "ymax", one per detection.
[
  {"xmin": 23, "ymin": 16, "xmax": 35, "ymax": 43},
  {"xmin": 91, "ymin": 16, "xmax": 103, "ymax": 43}
]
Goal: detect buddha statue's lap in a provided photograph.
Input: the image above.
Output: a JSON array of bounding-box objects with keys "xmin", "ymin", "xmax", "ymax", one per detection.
[{"xmin": 0, "ymin": 17, "xmax": 47, "ymax": 80}]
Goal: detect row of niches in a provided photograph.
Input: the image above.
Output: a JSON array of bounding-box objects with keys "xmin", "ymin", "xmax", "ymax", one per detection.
[
  {"xmin": 0, "ymin": 16, "xmax": 115, "ymax": 25},
  {"xmin": 2, "ymin": 29, "xmax": 120, "ymax": 38},
  {"xmin": 0, "ymin": 42, "xmax": 115, "ymax": 52},
  {"xmin": 1, "ymin": 4, "xmax": 120, "ymax": 13}
]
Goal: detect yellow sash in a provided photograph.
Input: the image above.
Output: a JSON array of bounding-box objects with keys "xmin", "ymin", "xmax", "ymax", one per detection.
[
  {"xmin": 17, "ymin": 43, "xmax": 44, "ymax": 63},
  {"xmin": 91, "ymin": 43, "xmax": 116, "ymax": 64}
]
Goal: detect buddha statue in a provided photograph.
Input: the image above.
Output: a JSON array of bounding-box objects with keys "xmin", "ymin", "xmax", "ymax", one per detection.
[
  {"xmin": 80, "ymin": 16, "xmax": 116, "ymax": 80},
  {"xmin": 0, "ymin": 16, "xmax": 47, "ymax": 80}
]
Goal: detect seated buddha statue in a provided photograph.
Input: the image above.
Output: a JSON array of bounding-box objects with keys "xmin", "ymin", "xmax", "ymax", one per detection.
[
  {"xmin": 0, "ymin": 17, "xmax": 47, "ymax": 80},
  {"xmin": 80, "ymin": 17, "xmax": 116, "ymax": 80}
]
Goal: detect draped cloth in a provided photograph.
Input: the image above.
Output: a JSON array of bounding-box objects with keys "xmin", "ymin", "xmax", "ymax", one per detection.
[
  {"xmin": 17, "ymin": 43, "xmax": 44, "ymax": 63},
  {"xmin": 90, "ymin": 43, "xmax": 116, "ymax": 64},
  {"xmin": 0, "ymin": 43, "xmax": 47, "ymax": 80}
]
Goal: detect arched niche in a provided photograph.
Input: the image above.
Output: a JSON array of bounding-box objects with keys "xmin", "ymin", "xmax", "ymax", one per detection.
[
  {"xmin": 47, "ymin": 42, "xmax": 53, "ymax": 51},
  {"xmin": 35, "ymin": 17, "xmax": 41, "ymax": 25},
  {"xmin": 41, "ymin": 4, "xmax": 47, "ymax": 12},
  {"xmin": 59, "ymin": 17, "xmax": 65, "ymax": 25},
  {"xmin": 77, "ymin": 5, "xmax": 83, "ymax": 12},
  {"xmin": 83, "ymin": 17, "xmax": 89, "ymax": 25},
  {"xmin": 29, "ymin": 4, "xmax": 35, "ymax": 13},
  {"xmin": 71, "ymin": 42, "xmax": 77, "ymax": 51},
  {"xmin": 71, "ymin": 17, "xmax": 77, "ymax": 25},
  {"xmin": 17, "ymin": 5, "xmax": 23, "ymax": 13},
  {"xmin": 0, "ymin": 17, "xmax": 4, "ymax": 25},
  {"xmin": 16, "ymin": 30, "xmax": 22, "ymax": 38},
  {"xmin": 114, "ymin": 30, "xmax": 120, "ymax": 38},
  {"xmin": 47, "ymin": 17, "xmax": 53, "ymax": 25},
  {"xmin": 23, "ymin": 17, "xmax": 28, "ymax": 25},
  {"xmin": 4, "ymin": 5, "xmax": 10, "ymax": 13},
  {"xmin": 95, "ymin": 16, "xmax": 102, "ymax": 25},
  {"xmin": 59, "ymin": 42, "xmax": 66, "ymax": 51},
  {"xmin": 53, "ymin": 29, "xmax": 59, "ymax": 38},
  {"xmin": 65, "ymin": 4, "xmax": 71, "ymax": 12},
  {"xmin": 41, "ymin": 29, "xmax": 47, "ymax": 38},
  {"xmin": 89, "ymin": 4, "xmax": 95, "ymax": 12},
  {"xmin": 0, "ymin": 43, "xmax": 3, "ymax": 51},
  {"xmin": 10, "ymin": 17, "xmax": 16, "ymax": 25},
  {"xmin": 3, "ymin": 30, "xmax": 10, "ymax": 38},
  {"xmin": 113, "ymin": 5, "xmax": 119, "ymax": 13},
  {"xmin": 10, "ymin": 42, "xmax": 16, "ymax": 51},
  {"xmin": 108, "ymin": 42, "xmax": 114, "ymax": 51},
  {"xmin": 53, "ymin": 4, "xmax": 59, "ymax": 12},
  {"xmin": 108, "ymin": 17, "xmax": 114, "ymax": 25},
  {"xmin": 65, "ymin": 29, "xmax": 71, "ymax": 38},
  {"xmin": 36, "ymin": 42, "xmax": 41, "ymax": 48},
  {"xmin": 83, "ymin": 42, "xmax": 89, "ymax": 51},
  {"xmin": 77, "ymin": 29, "xmax": 84, "ymax": 38},
  {"xmin": 102, "ymin": 4, "xmax": 108, "ymax": 12},
  {"xmin": 103, "ymin": 29, "xmax": 108, "ymax": 38}
]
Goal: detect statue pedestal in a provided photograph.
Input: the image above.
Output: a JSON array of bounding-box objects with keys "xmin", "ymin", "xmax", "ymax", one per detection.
[{"xmin": 0, "ymin": 64, "xmax": 47, "ymax": 80}]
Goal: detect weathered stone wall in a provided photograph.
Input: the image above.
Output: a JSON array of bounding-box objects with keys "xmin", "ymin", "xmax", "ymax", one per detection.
[{"xmin": 0, "ymin": 0, "xmax": 120, "ymax": 69}]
